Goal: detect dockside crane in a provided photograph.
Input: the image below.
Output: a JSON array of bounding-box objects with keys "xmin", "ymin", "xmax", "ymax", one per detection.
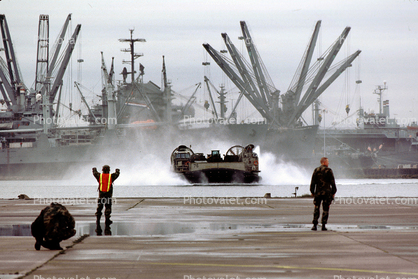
[
  {"xmin": 37, "ymin": 14, "xmax": 74, "ymax": 101},
  {"xmin": 34, "ymin": 15, "xmax": 49, "ymax": 93},
  {"xmin": 203, "ymin": 20, "xmax": 361, "ymax": 129},
  {"xmin": 0, "ymin": 13, "xmax": 81, "ymax": 129},
  {"xmin": 0, "ymin": 14, "xmax": 25, "ymax": 112}
]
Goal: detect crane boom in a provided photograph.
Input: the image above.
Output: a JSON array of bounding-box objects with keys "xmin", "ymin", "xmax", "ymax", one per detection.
[
  {"xmin": 49, "ymin": 24, "xmax": 81, "ymax": 104},
  {"xmin": 34, "ymin": 15, "xmax": 49, "ymax": 92},
  {"xmin": 36, "ymin": 14, "xmax": 72, "ymax": 99},
  {"xmin": 49, "ymin": 14, "xmax": 72, "ymax": 76},
  {"xmin": 222, "ymin": 33, "xmax": 263, "ymax": 103},
  {"xmin": 203, "ymin": 43, "xmax": 273, "ymax": 122},
  {"xmin": 293, "ymin": 20, "xmax": 321, "ymax": 104},
  {"xmin": 204, "ymin": 76, "xmax": 219, "ymax": 119},
  {"xmin": 0, "ymin": 14, "xmax": 22, "ymax": 108},
  {"xmin": 288, "ymin": 27, "xmax": 351, "ymax": 126},
  {"xmin": 240, "ymin": 21, "xmax": 272, "ymax": 105}
]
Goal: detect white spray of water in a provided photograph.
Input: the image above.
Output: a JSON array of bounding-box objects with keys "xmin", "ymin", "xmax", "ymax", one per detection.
[
  {"xmin": 65, "ymin": 140, "xmax": 312, "ymax": 187},
  {"xmin": 116, "ymin": 153, "xmax": 188, "ymax": 186},
  {"xmin": 256, "ymin": 146, "xmax": 311, "ymax": 185}
]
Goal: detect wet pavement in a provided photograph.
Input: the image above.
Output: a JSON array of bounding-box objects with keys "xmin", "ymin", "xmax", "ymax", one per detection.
[{"xmin": 1, "ymin": 197, "xmax": 418, "ymax": 278}]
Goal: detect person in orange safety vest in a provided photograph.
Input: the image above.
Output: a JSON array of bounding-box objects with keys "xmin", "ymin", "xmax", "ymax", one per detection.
[{"xmin": 92, "ymin": 165, "xmax": 120, "ymax": 235}]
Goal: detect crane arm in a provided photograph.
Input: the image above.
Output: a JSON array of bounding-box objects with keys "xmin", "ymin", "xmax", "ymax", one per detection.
[
  {"xmin": 293, "ymin": 20, "xmax": 321, "ymax": 104},
  {"xmin": 0, "ymin": 14, "xmax": 22, "ymax": 106},
  {"xmin": 182, "ymin": 82, "xmax": 201, "ymax": 116},
  {"xmin": 287, "ymin": 27, "xmax": 351, "ymax": 126},
  {"xmin": 203, "ymin": 76, "xmax": 219, "ymax": 119},
  {"xmin": 49, "ymin": 24, "xmax": 81, "ymax": 104},
  {"xmin": 221, "ymin": 33, "xmax": 264, "ymax": 103},
  {"xmin": 100, "ymin": 51, "xmax": 109, "ymax": 87},
  {"xmin": 203, "ymin": 43, "xmax": 273, "ymax": 122},
  {"xmin": 74, "ymin": 81, "xmax": 98, "ymax": 123},
  {"xmin": 240, "ymin": 21, "xmax": 272, "ymax": 105},
  {"xmin": 293, "ymin": 50, "xmax": 361, "ymax": 124},
  {"xmin": 49, "ymin": 14, "xmax": 72, "ymax": 76}
]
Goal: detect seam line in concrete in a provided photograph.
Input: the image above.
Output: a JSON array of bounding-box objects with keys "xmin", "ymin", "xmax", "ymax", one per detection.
[
  {"xmin": 126, "ymin": 198, "xmax": 145, "ymax": 210},
  {"xmin": 17, "ymin": 234, "xmax": 90, "ymax": 279},
  {"xmin": 335, "ymin": 231, "xmax": 418, "ymax": 266}
]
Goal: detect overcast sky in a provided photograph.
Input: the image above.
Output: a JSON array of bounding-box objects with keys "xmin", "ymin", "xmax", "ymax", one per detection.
[{"xmin": 1, "ymin": 0, "xmax": 417, "ymax": 126}]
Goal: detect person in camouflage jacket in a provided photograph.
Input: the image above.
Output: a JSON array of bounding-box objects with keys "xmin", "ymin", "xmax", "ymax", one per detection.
[
  {"xmin": 310, "ymin": 157, "xmax": 337, "ymax": 231},
  {"xmin": 31, "ymin": 203, "xmax": 76, "ymax": 250}
]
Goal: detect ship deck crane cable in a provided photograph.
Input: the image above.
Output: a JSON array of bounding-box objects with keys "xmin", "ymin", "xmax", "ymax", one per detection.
[
  {"xmin": 181, "ymin": 82, "xmax": 201, "ymax": 117},
  {"xmin": 74, "ymin": 81, "xmax": 98, "ymax": 123},
  {"xmin": 171, "ymin": 88, "xmax": 216, "ymax": 116},
  {"xmin": 203, "ymin": 76, "xmax": 219, "ymax": 119}
]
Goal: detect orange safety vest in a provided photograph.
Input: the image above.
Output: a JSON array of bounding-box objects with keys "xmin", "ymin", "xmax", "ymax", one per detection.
[{"xmin": 99, "ymin": 173, "xmax": 112, "ymax": 192}]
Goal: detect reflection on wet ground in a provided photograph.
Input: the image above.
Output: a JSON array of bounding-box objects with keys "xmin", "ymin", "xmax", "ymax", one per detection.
[{"xmin": 1, "ymin": 222, "xmax": 418, "ymax": 236}]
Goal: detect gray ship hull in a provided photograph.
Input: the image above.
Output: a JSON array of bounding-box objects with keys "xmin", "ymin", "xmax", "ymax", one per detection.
[{"xmin": 0, "ymin": 124, "xmax": 319, "ymax": 179}]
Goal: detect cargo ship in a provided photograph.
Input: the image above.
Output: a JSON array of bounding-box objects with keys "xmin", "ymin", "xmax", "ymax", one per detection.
[{"xmin": 0, "ymin": 15, "xmax": 362, "ymax": 179}]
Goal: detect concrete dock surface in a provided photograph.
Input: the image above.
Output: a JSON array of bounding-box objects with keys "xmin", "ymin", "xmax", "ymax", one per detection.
[{"xmin": 1, "ymin": 197, "xmax": 418, "ymax": 279}]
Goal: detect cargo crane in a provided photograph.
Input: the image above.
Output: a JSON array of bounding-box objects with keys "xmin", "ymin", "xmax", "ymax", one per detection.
[
  {"xmin": 0, "ymin": 14, "xmax": 81, "ymax": 133},
  {"xmin": 203, "ymin": 21, "xmax": 361, "ymax": 129},
  {"xmin": 0, "ymin": 14, "xmax": 25, "ymax": 113}
]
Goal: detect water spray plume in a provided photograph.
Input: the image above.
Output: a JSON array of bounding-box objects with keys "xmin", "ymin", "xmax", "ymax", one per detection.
[{"xmin": 257, "ymin": 146, "xmax": 310, "ymax": 185}]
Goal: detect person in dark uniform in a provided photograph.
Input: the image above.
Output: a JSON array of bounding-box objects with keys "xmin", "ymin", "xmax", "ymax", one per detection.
[
  {"xmin": 31, "ymin": 203, "xmax": 76, "ymax": 250},
  {"xmin": 310, "ymin": 157, "xmax": 337, "ymax": 231},
  {"xmin": 92, "ymin": 165, "xmax": 120, "ymax": 235}
]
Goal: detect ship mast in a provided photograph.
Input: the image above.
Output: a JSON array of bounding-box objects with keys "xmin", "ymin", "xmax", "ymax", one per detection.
[
  {"xmin": 119, "ymin": 29, "xmax": 146, "ymax": 84},
  {"xmin": 373, "ymin": 81, "xmax": 388, "ymax": 115}
]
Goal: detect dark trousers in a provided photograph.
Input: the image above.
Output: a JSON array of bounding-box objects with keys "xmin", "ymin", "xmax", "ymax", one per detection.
[
  {"xmin": 96, "ymin": 191, "xmax": 112, "ymax": 223},
  {"xmin": 312, "ymin": 195, "xmax": 333, "ymax": 225}
]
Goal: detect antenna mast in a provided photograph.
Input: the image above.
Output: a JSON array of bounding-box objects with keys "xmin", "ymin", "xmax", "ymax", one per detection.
[{"xmin": 119, "ymin": 29, "xmax": 146, "ymax": 84}]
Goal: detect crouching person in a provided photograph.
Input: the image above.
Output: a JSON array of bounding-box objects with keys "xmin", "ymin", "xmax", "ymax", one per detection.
[{"xmin": 31, "ymin": 203, "xmax": 76, "ymax": 250}]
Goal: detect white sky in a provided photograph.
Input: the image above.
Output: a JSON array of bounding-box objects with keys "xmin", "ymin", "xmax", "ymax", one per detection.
[{"xmin": 1, "ymin": 0, "xmax": 418, "ymax": 126}]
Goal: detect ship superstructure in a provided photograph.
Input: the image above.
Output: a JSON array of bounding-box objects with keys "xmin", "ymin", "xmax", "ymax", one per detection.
[{"xmin": 315, "ymin": 83, "xmax": 418, "ymax": 176}]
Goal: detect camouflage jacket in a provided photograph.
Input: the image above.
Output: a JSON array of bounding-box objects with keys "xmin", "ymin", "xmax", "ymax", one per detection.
[
  {"xmin": 42, "ymin": 203, "xmax": 76, "ymax": 241},
  {"xmin": 310, "ymin": 165, "xmax": 337, "ymax": 196}
]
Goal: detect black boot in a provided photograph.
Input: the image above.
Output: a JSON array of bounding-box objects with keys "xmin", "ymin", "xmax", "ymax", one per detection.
[
  {"xmin": 105, "ymin": 219, "xmax": 113, "ymax": 226},
  {"xmin": 311, "ymin": 224, "xmax": 317, "ymax": 231},
  {"xmin": 321, "ymin": 224, "xmax": 328, "ymax": 231},
  {"xmin": 34, "ymin": 237, "xmax": 43, "ymax": 250},
  {"xmin": 104, "ymin": 224, "xmax": 112, "ymax": 235}
]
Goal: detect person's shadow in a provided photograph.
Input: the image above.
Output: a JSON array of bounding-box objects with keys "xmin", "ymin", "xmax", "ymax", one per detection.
[
  {"xmin": 96, "ymin": 223, "xmax": 112, "ymax": 236},
  {"xmin": 104, "ymin": 224, "xmax": 112, "ymax": 235}
]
